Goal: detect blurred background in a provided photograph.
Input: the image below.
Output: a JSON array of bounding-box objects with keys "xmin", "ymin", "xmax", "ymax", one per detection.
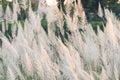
[
  {"xmin": 1, "ymin": 0, "xmax": 120, "ymax": 20},
  {"xmin": 0, "ymin": 0, "xmax": 120, "ymax": 29}
]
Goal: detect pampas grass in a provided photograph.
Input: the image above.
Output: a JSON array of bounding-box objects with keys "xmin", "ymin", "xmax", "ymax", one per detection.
[{"xmin": 0, "ymin": 0, "xmax": 120, "ymax": 80}]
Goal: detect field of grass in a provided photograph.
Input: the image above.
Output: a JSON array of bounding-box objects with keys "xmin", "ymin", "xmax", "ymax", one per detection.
[{"xmin": 0, "ymin": 0, "xmax": 120, "ymax": 80}]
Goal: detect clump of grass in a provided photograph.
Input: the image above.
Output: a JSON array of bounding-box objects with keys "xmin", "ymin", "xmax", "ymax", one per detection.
[{"xmin": 0, "ymin": 0, "xmax": 120, "ymax": 80}]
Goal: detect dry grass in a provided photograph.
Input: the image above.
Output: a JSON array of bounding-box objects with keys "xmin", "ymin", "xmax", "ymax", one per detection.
[{"xmin": 0, "ymin": 0, "xmax": 120, "ymax": 80}]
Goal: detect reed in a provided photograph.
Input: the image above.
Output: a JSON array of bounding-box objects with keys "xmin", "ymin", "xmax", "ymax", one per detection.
[{"xmin": 0, "ymin": 0, "xmax": 120, "ymax": 80}]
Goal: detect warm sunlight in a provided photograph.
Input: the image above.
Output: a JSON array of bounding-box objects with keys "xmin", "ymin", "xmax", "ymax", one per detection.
[
  {"xmin": 46, "ymin": 0, "xmax": 57, "ymax": 6},
  {"xmin": 117, "ymin": 0, "xmax": 120, "ymax": 4},
  {"xmin": 6, "ymin": 0, "xmax": 12, "ymax": 2}
]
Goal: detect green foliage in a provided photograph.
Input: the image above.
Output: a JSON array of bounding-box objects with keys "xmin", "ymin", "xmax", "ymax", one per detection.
[
  {"xmin": 31, "ymin": 1, "xmax": 38, "ymax": 11},
  {"xmin": 18, "ymin": 8, "xmax": 28, "ymax": 21},
  {"xmin": 0, "ymin": 0, "xmax": 13, "ymax": 12},
  {"xmin": 90, "ymin": 21, "xmax": 106, "ymax": 33},
  {"xmin": 1, "ymin": 0, "xmax": 7, "ymax": 12},
  {"xmin": 81, "ymin": 0, "xmax": 120, "ymax": 21},
  {"xmin": 4, "ymin": 23, "xmax": 13, "ymax": 41},
  {"xmin": 20, "ymin": 20, "xmax": 25, "ymax": 29},
  {"xmin": 108, "ymin": 3, "xmax": 120, "ymax": 14},
  {"xmin": 41, "ymin": 14, "xmax": 48, "ymax": 34}
]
